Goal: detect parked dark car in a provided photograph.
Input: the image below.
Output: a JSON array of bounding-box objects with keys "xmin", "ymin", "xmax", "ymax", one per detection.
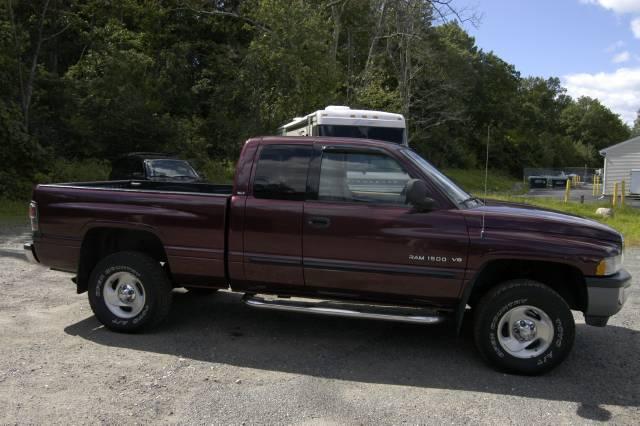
[
  {"xmin": 109, "ymin": 153, "xmax": 202, "ymax": 182},
  {"xmin": 25, "ymin": 136, "xmax": 631, "ymax": 375}
]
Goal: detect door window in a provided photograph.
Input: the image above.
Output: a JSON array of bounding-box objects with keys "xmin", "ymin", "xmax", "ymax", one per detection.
[
  {"xmin": 253, "ymin": 145, "xmax": 312, "ymax": 201},
  {"xmin": 318, "ymin": 151, "xmax": 411, "ymax": 204}
]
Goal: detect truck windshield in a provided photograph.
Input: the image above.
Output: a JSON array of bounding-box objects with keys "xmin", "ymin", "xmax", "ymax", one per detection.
[
  {"xmin": 317, "ymin": 125, "xmax": 405, "ymax": 145},
  {"xmin": 401, "ymin": 149, "xmax": 475, "ymax": 206},
  {"xmin": 147, "ymin": 160, "xmax": 199, "ymax": 179}
]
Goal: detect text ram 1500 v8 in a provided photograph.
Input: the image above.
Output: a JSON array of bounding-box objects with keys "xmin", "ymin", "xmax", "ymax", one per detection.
[{"xmin": 25, "ymin": 136, "xmax": 631, "ymax": 375}]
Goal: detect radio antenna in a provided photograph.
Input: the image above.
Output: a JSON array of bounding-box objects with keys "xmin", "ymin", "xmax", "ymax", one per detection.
[{"xmin": 481, "ymin": 122, "xmax": 491, "ymax": 239}]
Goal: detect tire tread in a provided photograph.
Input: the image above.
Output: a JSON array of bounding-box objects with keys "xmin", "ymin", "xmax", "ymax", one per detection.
[{"xmin": 473, "ymin": 279, "xmax": 575, "ymax": 375}]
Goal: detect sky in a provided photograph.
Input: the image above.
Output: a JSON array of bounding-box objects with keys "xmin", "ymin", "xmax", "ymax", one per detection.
[{"xmin": 455, "ymin": 0, "xmax": 640, "ymax": 124}]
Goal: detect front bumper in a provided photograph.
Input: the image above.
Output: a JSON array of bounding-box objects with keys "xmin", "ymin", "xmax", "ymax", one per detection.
[
  {"xmin": 24, "ymin": 242, "xmax": 39, "ymax": 264},
  {"xmin": 584, "ymin": 268, "xmax": 632, "ymax": 326}
]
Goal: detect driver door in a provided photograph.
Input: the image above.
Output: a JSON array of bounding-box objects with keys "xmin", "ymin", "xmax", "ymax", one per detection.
[{"xmin": 302, "ymin": 145, "xmax": 469, "ymax": 305}]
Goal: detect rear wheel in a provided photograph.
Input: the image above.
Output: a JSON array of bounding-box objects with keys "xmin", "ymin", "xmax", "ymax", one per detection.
[
  {"xmin": 473, "ymin": 279, "xmax": 575, "ymax": 375},
  {"xmin": 88, "ymin": 251, "xmax": 172, "ymax": 332}
]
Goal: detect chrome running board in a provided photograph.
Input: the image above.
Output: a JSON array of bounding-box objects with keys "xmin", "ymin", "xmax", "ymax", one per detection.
[{"xmin": 243, "ymin": 294, "xmax": 445, "ymax": 325}]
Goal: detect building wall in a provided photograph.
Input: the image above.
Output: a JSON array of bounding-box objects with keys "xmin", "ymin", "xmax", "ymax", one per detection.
[{"xmin": 603, "ymin": 141, "xmax": 640, "ymax": 195}]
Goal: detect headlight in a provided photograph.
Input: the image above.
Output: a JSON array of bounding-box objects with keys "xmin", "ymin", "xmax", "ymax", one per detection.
[{"xmin": 596, "ymin": 253, "xmax": 623, "ymax": 276}]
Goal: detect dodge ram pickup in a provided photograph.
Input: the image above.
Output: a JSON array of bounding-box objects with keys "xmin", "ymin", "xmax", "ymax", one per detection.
[{"xmin": 25, "ymin": 136, "xmax": 632, "ymax": 375}]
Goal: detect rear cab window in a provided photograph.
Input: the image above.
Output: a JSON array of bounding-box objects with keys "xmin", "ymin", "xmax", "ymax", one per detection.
[{"xmin": 252, "ymin": 144, "xmax": 313, "ymax": 201}]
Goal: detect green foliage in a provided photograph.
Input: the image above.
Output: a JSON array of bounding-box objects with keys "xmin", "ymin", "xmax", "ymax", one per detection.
[
  {"xmin": 34, "ymin": 158, "xmax": 111, "ymax": 184},
  {"xmin": 0, "ymin": 199, "xmax": 28, "ymax": 218},
  {"xmin": 198, "ymin": 159, "xmax": 236, "ymax": 184},
  {"xmin": 629, "ymin": 110, "xmax": 640, "ymax": 137},
  {"xmin": 443, "ymin": 168, "xmax": 523, "ymax": 194},
  {"xmin": 0, "ymin": 0, "xmax": 633, "ymax": 200},
  {"xmin": 561, "ymin": 96, "xmax": 631, "ymax": 153}
]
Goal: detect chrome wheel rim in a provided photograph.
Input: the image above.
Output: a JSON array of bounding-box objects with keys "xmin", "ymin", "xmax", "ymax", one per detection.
[
  {"xmin": 497, "ymin": 305, "xmax": 554, "ymax": 359},
  {"xmin": 103, "ymin": 271, "xmax": 145, "ymax": 319}
]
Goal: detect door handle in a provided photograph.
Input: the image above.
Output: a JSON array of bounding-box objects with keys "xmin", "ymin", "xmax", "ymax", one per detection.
[{"xmin": 307, "ymin": 216, "xmax": 331, "ymax": 228}]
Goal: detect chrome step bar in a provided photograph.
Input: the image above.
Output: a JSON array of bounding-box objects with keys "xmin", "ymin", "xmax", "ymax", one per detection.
[{"xmin": 243, "ymin": 294, "xmax": 445, "ymax": 325}]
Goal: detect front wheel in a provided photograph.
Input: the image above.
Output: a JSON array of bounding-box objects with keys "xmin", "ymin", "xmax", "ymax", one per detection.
[
  {"xmin": 473, "ymin": 280, "xmax": 575, "ymax": 375},
  {"xmin": 88, "ymin": 251, "xmax": 172, "ymax": 332}
]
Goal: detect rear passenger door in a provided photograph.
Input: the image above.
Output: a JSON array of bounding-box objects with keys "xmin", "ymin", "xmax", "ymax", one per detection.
[{"xmin": 242, "ymin": 144, "xmax": 312, "ymax": 290}]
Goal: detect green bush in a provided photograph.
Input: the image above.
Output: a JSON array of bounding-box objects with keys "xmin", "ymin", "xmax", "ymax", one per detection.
[
  {"xmin": 34, "ymin": 158, "xmax": 111, "ymax": 184},
  {"xmin": 198, "ymin": 159, "xmax": 236, "ymax": 184},
  {"xmin": 443, "ymin": 168, "xmax": 523, "ymax": 194}
]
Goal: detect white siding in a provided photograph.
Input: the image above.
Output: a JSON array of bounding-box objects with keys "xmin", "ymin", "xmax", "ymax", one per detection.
[{"xmin": 602, "ymin": 139, "xmax": 640, "ymax": 195}]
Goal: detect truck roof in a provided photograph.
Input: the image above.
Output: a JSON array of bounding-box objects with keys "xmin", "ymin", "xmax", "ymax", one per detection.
[{"xmin": 251, "ymin": 136, "xmax": 407, "ymax": 151}]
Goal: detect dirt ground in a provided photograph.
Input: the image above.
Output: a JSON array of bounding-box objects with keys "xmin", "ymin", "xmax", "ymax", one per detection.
[{"xmin": 0, "ymin": 221, "xmax": 639, "ymax": 424}]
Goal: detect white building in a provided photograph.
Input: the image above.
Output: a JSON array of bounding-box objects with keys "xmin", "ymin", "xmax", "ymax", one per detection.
[
  {"xmin": 278, "ymin": 105, "xmax": 408, "ymax": 146},
  {"xmin": 599, "ymin": 136, "xmax": 640, "ymax": 195}
]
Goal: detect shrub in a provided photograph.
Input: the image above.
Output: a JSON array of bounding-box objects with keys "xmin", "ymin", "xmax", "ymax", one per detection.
[
  {"xmin": 35, "ymin": 158, "xmax": 111, "ymax": 184},
  {"xmin": 197, "ymin": 159, "xmax": 236, "ymax": 184}
]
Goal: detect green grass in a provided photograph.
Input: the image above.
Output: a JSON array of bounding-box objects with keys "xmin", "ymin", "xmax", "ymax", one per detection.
[
  {"xmin": 443, "ymin": 168, "xmax": 524, "ymax": 194},
  {"xmin": 0, "ymin": 198, "xmax": 29, "ymax": 221},
  {"xmin": 490, "ymin": 195, "xmax": 640, "ymax": 246},
  {"xmin": 443, "ymin": 169, "xmax": 640, "ymax": 245}
]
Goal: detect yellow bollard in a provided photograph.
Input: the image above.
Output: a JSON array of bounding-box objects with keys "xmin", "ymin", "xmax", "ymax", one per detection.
[
  {"xmin": 621, "ymin": 180, "xmax": 625, "ymax": 206},
  {"xmin": 592, "ymin": 176, "xmax": 597, "ymax": 196},
  {"xmin": 612, "ymin": 182, "xmax": 618, "ymax": 207},
  {"xmin": 564, "ymin": 179, "xmax": 571, "ymax": 203},
  {"xmin": 596, "ymin": 175, "xmax": 601, "ymax": 194}
]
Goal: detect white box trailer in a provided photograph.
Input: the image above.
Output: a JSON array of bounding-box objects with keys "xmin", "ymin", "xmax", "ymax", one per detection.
[{"xmin": 278, "ymin": 105, "xmax": 408, "ymax": 146}]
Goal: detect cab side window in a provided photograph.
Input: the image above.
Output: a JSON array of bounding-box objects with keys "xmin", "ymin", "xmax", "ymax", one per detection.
[
  {"xmin": 253, "ymin": 145, "xmax": 312, "ymax": 201},
  {"xmin": 318, "ymin": 151, "xmax": 411, "ymax": 205}
]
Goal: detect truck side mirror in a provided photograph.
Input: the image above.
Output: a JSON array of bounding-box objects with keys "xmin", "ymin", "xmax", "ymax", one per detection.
[{"xmin": 405, "ymin": 179, "xmax": 437, "ymax": 212}]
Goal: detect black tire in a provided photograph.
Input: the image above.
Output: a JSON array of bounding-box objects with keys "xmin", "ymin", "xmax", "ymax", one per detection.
[
  {"xmin": 185, "ymin": 286, "xmax": 218, "ymax": 295},
  {"xmin": 473, "ymin": 279, "xmax": 575, "ymax": 375},
  {"xmin": 88, "ymin": 251, "xmax": 172, "ymax": 333}
]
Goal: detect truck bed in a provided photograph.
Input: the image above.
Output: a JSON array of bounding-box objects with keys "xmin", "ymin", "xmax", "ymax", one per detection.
[
  {"xmin": 44, "ymin": 180, "xmax": 233, "ymax": 195},
  {"xmin": 32, "ymin": 180, "xmax": 233, "ymax": 287}
]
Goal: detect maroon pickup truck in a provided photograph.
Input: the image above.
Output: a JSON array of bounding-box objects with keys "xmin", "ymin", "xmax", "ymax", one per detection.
[{"xmin": 25, "ymin": 136, "xmax": 631, "ymax": 374}]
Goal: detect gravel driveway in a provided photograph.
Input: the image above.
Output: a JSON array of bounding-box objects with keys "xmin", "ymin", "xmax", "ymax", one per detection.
[{"xmin": 0, "ymin": 220, "xmax": 638, "ymax": 424}]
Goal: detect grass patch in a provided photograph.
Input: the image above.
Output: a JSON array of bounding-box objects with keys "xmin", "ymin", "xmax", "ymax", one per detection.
[
  {"xmin": 443, "ymin": 168, "xmax": 524, "ymax": 194},
  {"xmin": 491, "ymin": 195, "xmax": 640, "ymax": 246},
  {"xmin": 0, "ymin": 198, "xmax": 28, "ymax": 221}
]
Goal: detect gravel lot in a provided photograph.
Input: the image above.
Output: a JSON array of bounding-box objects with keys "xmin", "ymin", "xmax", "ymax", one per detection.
[{"xmin": 0, "ymin": 221, "xmax": 638, "ymax": 424}]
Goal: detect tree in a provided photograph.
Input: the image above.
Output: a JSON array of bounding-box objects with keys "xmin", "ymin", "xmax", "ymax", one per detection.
[
  {"xmin": 631, "ymin": 110, "xmax": 640, "ymax": 137},
  {"xmin": 561, "ymin": 96, "xmax": 630, "ymax": 159},
  {"xmin": 0, "ymin": 0, "xmax": 634, "ymax": 199}
]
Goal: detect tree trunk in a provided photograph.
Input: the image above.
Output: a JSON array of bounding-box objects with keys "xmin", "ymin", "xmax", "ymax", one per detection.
[{"xmin": 22, "ymin": 0, "xmax": 51, "ymax": 133}]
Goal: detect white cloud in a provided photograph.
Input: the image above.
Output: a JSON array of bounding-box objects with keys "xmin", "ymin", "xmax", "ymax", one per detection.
[
  {"xmin": 613, "ymin": 50, "xmax": 631, "ymax": 62},
  {"xmin": 564, "ymin": 67, "xmax": 640, "ymax": 124},
  {"xmin": 581, "ymin": 0, "xmax": 640, "ymax": 14},
  {"xmin": 605, "ymin": 40, "xmax": 626, "ymax": 52},
  {"xmin": 632, "ymin": 17, "xmax": 640, "ymax": 37}
]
